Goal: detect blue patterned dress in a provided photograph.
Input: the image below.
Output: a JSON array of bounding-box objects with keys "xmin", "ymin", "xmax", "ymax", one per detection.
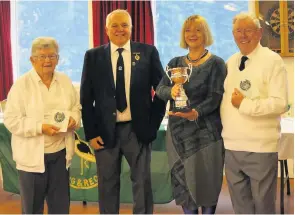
[{"xmin": 156, "ymin": 55, "xmax": 227, "ymax": 210}]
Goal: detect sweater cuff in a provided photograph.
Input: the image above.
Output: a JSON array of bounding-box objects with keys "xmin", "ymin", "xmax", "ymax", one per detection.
[
  {"xmin": 37, "ymin": 122, "xmax": 43, "ymax": 134},
  {"xmin": 70, "ymin": 111, "xmax": 81, "ymax": 128},
  {"xmin": 164, "ymin": 86, "xmax": 173, "ymax": 100},
  {"xmin": 194, "ymin": 106, "xmax": 202, "ymax": 117},
  {"xmin": 239, "ymin": 98, "xmax": 251, "ymax": 115}
]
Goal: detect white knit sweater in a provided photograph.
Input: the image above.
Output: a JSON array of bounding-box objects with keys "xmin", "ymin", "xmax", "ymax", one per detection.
[{"xmin": 220, "ymin": 44, "xmax": 288, "ymax": 153}]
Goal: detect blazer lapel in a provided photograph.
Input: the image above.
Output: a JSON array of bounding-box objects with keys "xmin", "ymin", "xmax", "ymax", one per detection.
[
  {"xmin": 130, "ymin": 42, "xmax": 138, "ymax": 89},
  {"xmin": 104, "ymin": 44, "xmax": 115, "ymax": 90}
]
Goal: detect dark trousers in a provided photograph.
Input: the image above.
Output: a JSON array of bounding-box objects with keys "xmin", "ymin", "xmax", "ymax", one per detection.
[
  {"xmin": 183, "ymin": 205, "xmax": 217, "ymax": 214},
  {"xmin": 18, "ymin": 149, "xmax": 70, "ymax": 214},
  {"xmin": 94, "ymin": 122, "xmax": 153, "ymax": 214}
]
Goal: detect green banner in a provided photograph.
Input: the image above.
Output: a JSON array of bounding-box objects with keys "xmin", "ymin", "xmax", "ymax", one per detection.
[{"xmin": 0, "ymin": 123, "xmax": 173, "ymax": 203}]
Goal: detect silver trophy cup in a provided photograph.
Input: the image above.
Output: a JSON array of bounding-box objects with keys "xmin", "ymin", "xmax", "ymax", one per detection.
[{"xmin": 165, "ymin": 64, "xmax": 192, "ymax": 112}]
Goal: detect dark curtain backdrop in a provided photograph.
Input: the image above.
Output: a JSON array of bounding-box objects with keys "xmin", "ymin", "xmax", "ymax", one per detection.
[{"xmin": 0, "ymin": 1, "xmax": 13, "ymax": 101}]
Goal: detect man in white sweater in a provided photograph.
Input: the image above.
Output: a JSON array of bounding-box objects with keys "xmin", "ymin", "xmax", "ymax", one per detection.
[{"xmin": 220, "ymin": 13, "xmax": 288, "ymax": 214}]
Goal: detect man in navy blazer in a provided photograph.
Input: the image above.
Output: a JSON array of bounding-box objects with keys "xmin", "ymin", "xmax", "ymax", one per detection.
[{"xmin": 80, "ymin": 9, "xmax": 166, "ymax": 214}]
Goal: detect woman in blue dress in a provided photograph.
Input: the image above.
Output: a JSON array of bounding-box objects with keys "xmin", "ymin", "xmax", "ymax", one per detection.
[{"xmin": 156, "ymin": 15, "xmax": 227, "ymax": 214}]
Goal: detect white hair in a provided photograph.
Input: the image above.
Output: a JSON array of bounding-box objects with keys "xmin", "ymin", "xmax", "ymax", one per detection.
[
  {"xmin": 105, "ymin": 9, "xmax": 132, "ymax": 27},
  {"xmin": 233, "ymin": 12, "xmax": 261, "ymax": 28},
  {"xmin": 31, "ymin": 37, "xmax": 59, "ymax": 55}
]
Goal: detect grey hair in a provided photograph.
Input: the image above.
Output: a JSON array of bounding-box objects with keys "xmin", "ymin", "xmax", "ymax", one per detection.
[
  {"xmin": 233, "ymin": 12, "xmax": 261, "ymax": 28},
  {"xmin": 105, "ymin": 9, "xmax": 132, "ymax": 27},
  {"xmin": 31, "ymin": 37, "xmax": 59, "ymax": 55}
]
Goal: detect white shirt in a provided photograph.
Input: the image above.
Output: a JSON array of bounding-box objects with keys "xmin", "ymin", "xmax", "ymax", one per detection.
[
  {"xmin": 31, "ymin": 71, "xmax": 66, "ymax": 153},
  {"xmin": 110, "ymin": 41, "xmax": 132, "ymax": 122},
  {"xmin": 220, "ymin": 44, "xmax": 288, "ymax": 153}
]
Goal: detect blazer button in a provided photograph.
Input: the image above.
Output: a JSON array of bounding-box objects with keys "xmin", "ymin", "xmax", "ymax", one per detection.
[
  {"xmin": 113, "ymin": 112, "xmax": 116, "ymax": 116},
  {"xmin": 114, "ymin": 96, "xmax": 116, "ymax": 98}
]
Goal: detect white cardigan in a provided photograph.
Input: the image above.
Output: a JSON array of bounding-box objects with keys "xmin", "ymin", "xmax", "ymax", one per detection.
[{"xmin": 4, "ymin": 69, "xmax": 81, "ymax": 173}]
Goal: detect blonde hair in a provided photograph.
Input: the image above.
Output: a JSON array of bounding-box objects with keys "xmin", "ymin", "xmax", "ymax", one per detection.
[
  {"xmin": 180, "ymin": 15, "xmax": 214, "ymax": 49},
  {"xmin": 31, "ymin": 37, "xmax": 59, "ymax": 55},
  {"xmin": 233, "ymin": 12, "xmax": 261, "ymax": 28},
  {"xmin": 106, "ymin": 9, "xmax": 132, "ymax": 27}
]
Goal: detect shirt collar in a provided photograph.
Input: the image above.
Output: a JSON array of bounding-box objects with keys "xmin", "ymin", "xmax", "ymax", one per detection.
[
  {"xmin": 247, "ymin": 43, "xmax": 261, "ymax": 59},
  {"xmin": 110, "ymin": 40, "xmax": 131, "ymax": 54},
  {"xmin": 239, "ymin": 43, "xmax": 261, "ymax": 60},
  {"xmin": 30, "ymin": 68, "xmax": 58, "ymax": 83}
]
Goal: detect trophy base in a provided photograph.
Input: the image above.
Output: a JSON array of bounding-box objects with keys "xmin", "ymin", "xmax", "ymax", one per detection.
[
  {"xmin": 172, "ymin": 98, "xmax": 191, "ymax": 113},
  {"xmin": 171, "ymin": 106, "xmax": 192, "ymax": 113}
]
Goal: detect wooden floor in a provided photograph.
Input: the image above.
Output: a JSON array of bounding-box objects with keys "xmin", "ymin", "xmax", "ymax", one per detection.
[{"xmin": 0, "ymin": 177, "xmax": 293, "ymax": 214}]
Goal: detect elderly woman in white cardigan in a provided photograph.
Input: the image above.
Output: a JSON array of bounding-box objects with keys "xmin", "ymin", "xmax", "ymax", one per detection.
[{"xmin": 4, "ymin": 37, "xmax": 81, "ymax": 214}]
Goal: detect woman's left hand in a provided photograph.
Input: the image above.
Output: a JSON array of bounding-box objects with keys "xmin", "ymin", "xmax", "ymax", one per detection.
[
  {"xmin": 67, "ymin": 116, "xmax": 76, "ymax": 130},
  {"xmin": 168, "ymin": 109, "xmax": 198, "ymax": 121}
]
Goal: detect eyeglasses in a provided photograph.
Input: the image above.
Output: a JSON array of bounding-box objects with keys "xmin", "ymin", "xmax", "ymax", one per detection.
[
  {"xmin": 233, "ymin": 28, "xmax": 258, "ymax": 36},
  {"xmin": 33, "ymin": 54, "xmax": 58, "ymax": 61}
]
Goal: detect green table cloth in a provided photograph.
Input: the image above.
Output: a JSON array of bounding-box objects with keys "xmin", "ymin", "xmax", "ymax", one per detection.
[{"xmin": 0, "ymin": 123, "xmax": 173, "ymax": 203}]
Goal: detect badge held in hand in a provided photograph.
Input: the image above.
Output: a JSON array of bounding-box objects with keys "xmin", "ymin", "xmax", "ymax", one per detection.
[{"xmin": 48, "ymin": 110, "xmax": 69, "ymax": 132}]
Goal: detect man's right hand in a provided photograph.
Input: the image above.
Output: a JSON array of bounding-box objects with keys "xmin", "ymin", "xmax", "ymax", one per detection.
[
  {"xmin": 42, "ymin": 124, "xmax": 60, "ymax": 136},
  {"xmin": 171, "ymin": 84, "xmax": 181, "ymax": 100},
  {"xmin": 89, "ymin": 136, "xmax": 104, "ymax": 150}
]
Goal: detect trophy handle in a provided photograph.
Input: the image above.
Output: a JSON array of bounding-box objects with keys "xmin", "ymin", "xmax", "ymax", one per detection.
[
  {"xmin": 187, "ymin": 63, "xmax": 193, "ymax": 82},
  {"xmin": 165, "ymin": 65, "xmax": 173, "ymax": 84}
]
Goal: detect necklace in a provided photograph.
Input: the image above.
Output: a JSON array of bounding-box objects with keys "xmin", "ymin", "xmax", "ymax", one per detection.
[{"xmin": 186, "ymin": 49, "xmax": 208, "ymax": 63}]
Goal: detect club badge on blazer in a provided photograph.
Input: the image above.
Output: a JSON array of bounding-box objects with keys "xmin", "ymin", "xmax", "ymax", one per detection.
[{"xmin": 132, "ymin": 52, "xmax": 140, "ymax": 66}]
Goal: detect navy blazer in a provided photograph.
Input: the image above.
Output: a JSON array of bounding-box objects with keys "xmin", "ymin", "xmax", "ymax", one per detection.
[{"xmin": 80, "ymin": 42, "xmax": 166, "ymax": 148}]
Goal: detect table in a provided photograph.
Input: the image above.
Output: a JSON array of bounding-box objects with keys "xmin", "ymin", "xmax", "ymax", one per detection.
[
  {"xmin": 278, "ymin": 118, "xmax": 294, "ymax": 214},
  {"xmin": 279, "ymin": 118, "xmax": 294, "ymax": 160}
]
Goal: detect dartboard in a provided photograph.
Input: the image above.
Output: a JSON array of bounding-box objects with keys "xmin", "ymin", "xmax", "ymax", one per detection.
[
  {"xmin": 287, "ymin": 6, "xmax": 294, "ymax": 39},
  {"xmin": 267, "ymin": 3, "xmax": 294, "ymax": 39}
]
